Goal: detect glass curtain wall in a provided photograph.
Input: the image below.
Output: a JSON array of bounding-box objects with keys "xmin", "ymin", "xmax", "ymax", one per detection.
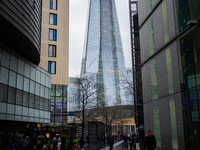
[
  {"xmin": 174, "ymin": 0, "xmax": 200, "ymax": 149},
  {"xmin": 50, "ymin": 84, "xmax": 68, "ymax": 126},
  {"xmin": 178, "ymin": 27, "xmax": 200, "ymax": 150},
  {"xmin": 81, "ymin": 0, "xmax": 127, "ymax": 106}
]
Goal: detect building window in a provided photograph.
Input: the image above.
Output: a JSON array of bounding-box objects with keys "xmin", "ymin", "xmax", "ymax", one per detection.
[
  {"xmin": 48, "ymin": 61, "xmax": 56, "ymax": 74},
  {"xmin": 50, "ymin": 0, "xmax": 57, "ymax": 10},
  {"xmin": 49, "ymin": 45, "xmax": 56, "ymax": 57},
  {"xmin": 50, "ymin": 13, "xmax": 57, "ymax": 25},
  {"xmin": 49, "ymin": 29, "xmax": 57, "ymax": 41}
]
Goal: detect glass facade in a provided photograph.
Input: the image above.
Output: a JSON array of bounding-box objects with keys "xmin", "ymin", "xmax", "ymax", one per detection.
[
  {"xmin": 50, "ymin": 84, "xmax": 68, "ymax": 126},
  {"xmin": 81, "ymin": 0, "xmax": 128, "ymax": 106},
  {"xmin": 0, "ymin": 45, "xmax": 51, "ymax": 123},
  {"xmin": 178, "ymin": 27, "xmax": 200, "ymax": 149},
  {"xmin": 139, "ymin": 0, "xmax": 200, "ymax": 149}
]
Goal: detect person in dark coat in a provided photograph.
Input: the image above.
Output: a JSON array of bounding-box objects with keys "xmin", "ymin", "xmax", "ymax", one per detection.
[
  {"xmin": 129, "ymin": 134, "xmax": 134, "ymax": 150},
  {"xmin": 144, "ymin": 130, "xmax": 156, "ymax": 150},
  {"xmin": 11, "ymin": 138, "xmax": 19, "ymax": 150},
  {"xmin": 32, "ymin": 135, "xmax": 48, "ymax": 150},
  {"xmin": 123, "ymin": 133, "xmax": 128, "ymax": 150},
  {"xmin": 48, "ymin": 140, "xmax": 57, "ymax": 150},
  {"xmin": 60, "ymin": 134, "xmax": 66, "ymax": 150},
  {"xmin": 108, "ymin": 135, "xmax": 114, "ymax": 150},
  {"xmin": 68, "ymin": 137, "xmax": 74, "ymax": 150},
  {"xmin": 0, "ymin": 132, "xmax": 12, "ymax": 150},
  {"xmin": 21, "ymin": 136, "xmax": 32, "ymax": 150},
  {"xmin": 101, "ymin": 134, "xmax": 105, "ymax": 147}
]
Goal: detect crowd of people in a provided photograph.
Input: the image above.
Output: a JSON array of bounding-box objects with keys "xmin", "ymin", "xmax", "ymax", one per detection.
[
  {"xmin": 0, "ymin": 130, "xmax": 156, "ymax": 150},
  {"xmin": 106, "ymin": 130, "xmax": 156, "ymax": 150},
  {"xmin": 0, "ymin": 132, "xmax": 78, "ymax": 150}
]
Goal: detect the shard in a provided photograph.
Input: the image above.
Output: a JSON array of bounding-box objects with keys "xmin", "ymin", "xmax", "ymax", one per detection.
[{"xmin": 81, "ymin": 0, "xmax": 128, "ymax": 107}]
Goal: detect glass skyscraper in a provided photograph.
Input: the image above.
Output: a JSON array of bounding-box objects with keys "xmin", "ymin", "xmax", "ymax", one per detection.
[{"xmin": 81, "ymin": 0, "xmax": 128, "ymax": 106}]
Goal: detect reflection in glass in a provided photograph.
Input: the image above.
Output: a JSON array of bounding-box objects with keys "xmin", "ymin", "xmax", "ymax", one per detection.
[
  {"xmin": 9, "ymin": 71, "xmax": 16, "ymax": 88},
  {"xmin": 8, "ymin": 87, "xmax": 16, "ymax": 104},
  {"xmin": 169, "ymin": 95, "xmax": 178, "ymax": 149},
  {"xmin": 0, "ymin": 67, "xmax": 8, "ymax": 85}
]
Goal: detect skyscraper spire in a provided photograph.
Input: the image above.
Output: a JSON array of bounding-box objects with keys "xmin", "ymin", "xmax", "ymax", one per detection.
[{"xmin": 81, "ymin": 0, "xmax": 127, "ymax": 106}]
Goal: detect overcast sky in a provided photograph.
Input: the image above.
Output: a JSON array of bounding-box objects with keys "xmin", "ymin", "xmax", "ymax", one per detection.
[{"xmin": 69, "ymin": 0, "xmax": 132, "ymax": 77}]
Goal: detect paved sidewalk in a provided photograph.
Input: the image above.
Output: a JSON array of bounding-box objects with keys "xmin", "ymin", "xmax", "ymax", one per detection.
[
  {"xmin": 77, "ymin": 140, "xmax": 144, "ymax": 150},
  {"xmin": 100, "ymin": 141, "xmax": 123, "ymax": 150}
]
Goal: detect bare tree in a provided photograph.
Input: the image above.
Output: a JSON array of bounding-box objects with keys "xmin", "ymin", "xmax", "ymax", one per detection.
[
  {"xmin": 115, "ymin": 112, "xmax": 128, "ymax": 136},
  {"xmin": 74, "ymin": 74, "xmax": 98, "ymax": 140},
  {"xmin": 120, "ymin": 68, "xmax": 144, "ymax": 133},
  {"xmin": 96, "ymin": 100, "xmax": 118, "ymax": 145},
  {"xmin": 120, "ymin": 68, "xmax": 134, "ymax": 96}
]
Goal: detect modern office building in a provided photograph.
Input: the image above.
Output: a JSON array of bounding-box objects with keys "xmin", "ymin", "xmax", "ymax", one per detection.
[
  {"xmin": 81, "ymin": 0, "xmax": 128, "ymax": 107},
  {"xmin": 39, "ymin": 0, "xmax": 69, "ymax": 128},
  {"xmin": 0, "ymin": 0, "xmax": 51, "ymax": 133},
  {"xmin": 138, "ymin": 0, "xmax": 200, "ymax": 149}
]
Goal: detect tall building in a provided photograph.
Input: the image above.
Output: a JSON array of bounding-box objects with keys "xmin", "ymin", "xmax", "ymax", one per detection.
[
  {"xmin": 39, "ymin": 0, "xmax": 69, "ymax": 128},
  {"xmin": 0, "ymin": 0, "xmax": 51, "ymax": 133},
  {"xmin": 81, "ymin": 0, "xmax": 128, "ymax": 107},
  {"xmin": 138, "ymin": 0, "xmax": 200, "ymax": 149}
]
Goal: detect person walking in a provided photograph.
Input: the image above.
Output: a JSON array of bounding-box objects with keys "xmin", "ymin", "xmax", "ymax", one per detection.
[
  {"xmin": 144, "ymin": 130, "xmax": 156, "ymax": 150},
  {"xmin": 60, "ymin": 134, "xmax": 66, "ymax": 150},
  {"xmin": 17, "ymin": 135, "xmax": 24, "ymax": 149},
  {"xmin": 53, "ymin": 134, "xmax": 61, "ymax": 150},
  {"xmin": 101, "ymin": 134, "xmax": 105, "ymax": 148},
  {"xmin": 123, "ymin": 133, "xmax": 128, "ymax": 150},
  {"xmin": 108, "ymin": 135, "xmax": 114, "ymax": 150},
  {"xmin": 33, "ymin": 135, "xmax": 48, "ymax": 150},
  {"xmin": 48, "ymin": 140, "xmax": 58, "ymax": 150},
  {"xmin": 11, "ymin": 137, "xmax": 19, "ymax": 150},
  {"xmin": 21, "ymin": 136, "xmax": 32, "ymax": 150},
  {"xmin": 129, "ymin": 134, "xmax": 134, "ymax": 150},
  {"xmin": 0, "ymin": 132, "xmax": 11, "ymax": 150},
  {"xmin": 68, "ymin": 137, "xmax": 74, "ymax": 150}
]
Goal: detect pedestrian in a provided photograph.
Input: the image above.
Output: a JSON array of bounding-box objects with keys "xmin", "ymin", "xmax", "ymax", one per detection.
[
  {"xmin": 101, "ymin": 133, "xmax": 105, "ymax": 148},
  {"xmin": 60, "ymin": 134, "xmax": 66, "ymax": 150},
  {"xmin": 79, "ymin": 137, "xmax": 84, "ymax": 150},
  {"xmin": 11, "ymin": 137, "xmax": 19, "ymax": 150},
  {"xmin": 53, "ymin": 134, "xmax": 61, "ymax": 150},
  {"xmin": 48, "ymin": 140, "xmax": 57, "ymax": 150},
  {"xmin": 135, "ymin": 133, "xmax": 140, "ymax": 150},
  {"xmin": 0, "ymin": 132, "xmax": 12, "ymax": 150},
  {"xmin": 68, "ymin": 137, "xmax": 74, "ymax": 150},
  {"xmin": 129, "ymin": 134, "xmax": 134, "ymax": 150},
  {"xmin": 108, "ymin": 135, "xmax": 114, "ymax": 150},
  {"xmin": 17, "ymin": 135, "xmax": 24, "ymax": 149},
  {"xmin": 33, "ymin": 135, "xmax": 48, "ymax": 150},
  {"xmin": 123, "ymin": 133, "xmax": 128, "ymax": 150},
  {"xmin": 144, "ymin": 130, "xmax": 156, "ymax": 150},
  {"xmin": 21, "ymin": 136, "xmax": 32, "ymax": 150}
]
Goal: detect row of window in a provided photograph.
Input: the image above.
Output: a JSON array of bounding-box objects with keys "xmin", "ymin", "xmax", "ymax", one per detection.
[{"xmin": 48, "ymin": 0, "xmax": 57, "ymax": 74}]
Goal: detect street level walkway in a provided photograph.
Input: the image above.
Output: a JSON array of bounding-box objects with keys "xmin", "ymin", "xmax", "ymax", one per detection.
[{"xmin": 100, "ymin": 141, "xmax": 123, "ymax": 150}]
